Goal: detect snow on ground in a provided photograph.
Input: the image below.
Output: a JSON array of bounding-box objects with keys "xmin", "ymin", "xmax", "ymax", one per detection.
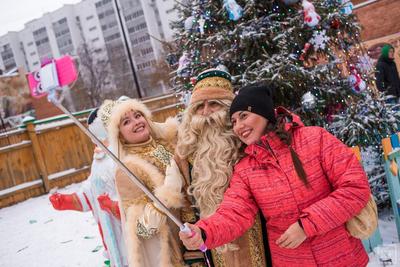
[
  {"xmin": 0, "ymin": 183, "xmax": 105, "ymax": 267},
  {"xmin": 368, "ymin": 210, "xmax": 400, "ymax": 267},
  {"xmin": 1, "ymin": 181, "xmax": 400, "ymax": 267}
]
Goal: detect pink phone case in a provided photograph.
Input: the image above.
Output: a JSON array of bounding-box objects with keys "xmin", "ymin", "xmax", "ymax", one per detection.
[{"xmin": 27, "ymin": 56, "xmax": 78, "ymax": 98}]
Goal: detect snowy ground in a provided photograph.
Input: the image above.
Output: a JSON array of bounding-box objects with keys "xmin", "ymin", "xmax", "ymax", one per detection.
[
  {"xmin": 368, "ymin": 209, "xmax": 400, "ymax": 267},
  {"xmin": 0, "ymin": 183, "xmax": 105, "ymax": 267},
  {"xmin": 0, "ymin": 182, "xmax": 399, "ymax": 267}
]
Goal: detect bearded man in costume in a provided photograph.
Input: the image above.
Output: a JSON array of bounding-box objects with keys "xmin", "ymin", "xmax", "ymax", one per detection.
[{"xmin": 176, "ymin": 69, "xmax": 269, "ymax": 267}]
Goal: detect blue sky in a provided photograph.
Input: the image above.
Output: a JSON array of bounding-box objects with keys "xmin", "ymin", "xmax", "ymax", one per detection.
[{"xmin": 0, "ymin": 0, "xmax": 82, "ymax": 36}]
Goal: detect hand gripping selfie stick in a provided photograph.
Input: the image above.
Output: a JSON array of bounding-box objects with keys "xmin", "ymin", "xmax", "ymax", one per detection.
[{"xmin": 27, "ymin": 56, "xmax": 209, "ymax": 262}]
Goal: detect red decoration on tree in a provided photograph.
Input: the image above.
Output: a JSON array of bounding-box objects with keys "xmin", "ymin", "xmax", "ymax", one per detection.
[
  {"xmin": 331, "ymin": 18, "xmax": 341, "ymax": 29},
  {"xmin": 190, "ymin": 76, "xmax": 197, "ymax": 86},
  {"xmin": 299, "ymin": 42, "xmax": 312, "ymax": 61}
]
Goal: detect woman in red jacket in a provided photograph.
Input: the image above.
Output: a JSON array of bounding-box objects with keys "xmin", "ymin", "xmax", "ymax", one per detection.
[{"xmin": 180, "ymin": 84, "xmax": 371, "ymax": 266}]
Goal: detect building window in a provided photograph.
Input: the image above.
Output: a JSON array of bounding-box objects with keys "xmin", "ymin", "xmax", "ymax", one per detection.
[
  {"xmin": 136, "ymin": 22, "xmax": 147, "ymax": 31},
  {"xmin": 57, "ymin": 18, "xmax": 67, "ymax": 25},
  {"xmin": 98, "ymin": 8, "xmax": 115, "ymax": 20},
  {"xmin": 125, "ymin": 10, "xmax": 144, "ymax": 21},
  {"xmin": 104, "ymin": 33, "xmax": 120, "ymax": 42},
  {"xmin": 141, "ymin": 46, "xmax": 153, "ymax": 56},
  {"xmin": 27, "ymin": 41, "xmax": 33, "ymax": 46},
  {"xmin": 35, "ymin": 37, "xmax": 49, "ymax": 46},
  {"xmin": 89, "ymin": 26, "xmax": 97, "ymax": 31},
  {"xmin": 33, "ymin": 61, "xmax": 39, "ymax": 66},
  {"xmin": 92, "ymin": 37, "xmax": 100, "ymax": 42},
  {"xmin": 86, "ymin": 15, "xmax": 94, "ymax": 20},
  {"xmin": 128, "ymin": 26, "xmax": 135, "ymax": 34},
  {"xmin": 30, "ymin": 51, "xmax": 36, "ymax": 56}
]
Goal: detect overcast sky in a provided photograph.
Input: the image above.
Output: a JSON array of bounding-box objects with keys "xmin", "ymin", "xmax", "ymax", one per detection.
[{"xmin": 0, "ymin": 0, "xmax": 82, "ymax": 36}]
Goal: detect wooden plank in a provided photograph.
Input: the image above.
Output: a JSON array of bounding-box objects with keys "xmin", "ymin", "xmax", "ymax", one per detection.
[
  {"xmin": 26, "ymin": 122, "xmax": 50, "ymax": 192},
  {"xmin": 0, "ymin": 182, "xmax": 44, "ymax": 208},
  {"xmin": 382, "ymin": 137, "xmax": 393, "ymax": 160},
  {"xmin": 0, "ymin": 130, "xmax": 29, "ymax": 148},
  {"xmin": 0, "ymin": 141, "xmax": 32, "ymax": 154},
  {"xmin": 350, "ymin": 146, "xmax": 362, "ymax": 162}
]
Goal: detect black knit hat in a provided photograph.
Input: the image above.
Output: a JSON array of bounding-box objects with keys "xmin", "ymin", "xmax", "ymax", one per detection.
[
  {"xmin": 229, "ymin": 83, "xmax": 276, "ymax": 124},
  {"xmin": 87, "ymin": 108, "xmax": 99, "ymax": 125}
]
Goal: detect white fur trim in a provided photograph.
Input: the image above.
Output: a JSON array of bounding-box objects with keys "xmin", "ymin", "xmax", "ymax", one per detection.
[
  {"xmin": 125, "ymin": 205, "xmax": 144, "ymax": 266},
  {"xmin": 120, "ymin": 154, "xmax": 165, "ymax": 187},
  {"xmin": 154, "ymin": 185, "xmax": 185, "ymax": 209},
  {"xmin": 150, "ymin": 117, "xmax": 179, "ymax": 143}
]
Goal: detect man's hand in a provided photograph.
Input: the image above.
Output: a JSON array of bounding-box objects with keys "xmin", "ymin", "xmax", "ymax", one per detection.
[
  {"xmin": 276, "ymin": 221, "xmax": 307, "ymax": 249},
  {"xmin": 179, "ymin": 223, "xmax": 204, "ymax": 251}
]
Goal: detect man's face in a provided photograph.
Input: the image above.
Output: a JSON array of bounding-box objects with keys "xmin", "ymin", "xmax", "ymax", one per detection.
[
  {"xmin": 194, "ymin": 99, "xmax": 223, "ymax": 116},
  {"xmin": 389, "ymin": 48, "xmax": 395, "ymax": 59}
]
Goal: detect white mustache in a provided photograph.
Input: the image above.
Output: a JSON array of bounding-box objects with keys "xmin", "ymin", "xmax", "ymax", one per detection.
[{"xmin": 191, "ymin": 109, "xmax": 228, "ymax": 133}]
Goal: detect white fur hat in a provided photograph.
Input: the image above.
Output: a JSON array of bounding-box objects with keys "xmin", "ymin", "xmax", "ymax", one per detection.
[{"xmin": 107, "ymin": 98, "xmax": 152, "ymax": 152}]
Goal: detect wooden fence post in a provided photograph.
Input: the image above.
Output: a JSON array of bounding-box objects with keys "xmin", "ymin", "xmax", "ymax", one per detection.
[{"xmin": 25, "ymin": 120, "xmax": 50, "ymax": 193}]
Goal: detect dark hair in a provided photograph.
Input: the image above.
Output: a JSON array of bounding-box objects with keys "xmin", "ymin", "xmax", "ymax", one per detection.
[{"xmin": 267, "ymin": 114, "xmax": 309, "ymax": 187}]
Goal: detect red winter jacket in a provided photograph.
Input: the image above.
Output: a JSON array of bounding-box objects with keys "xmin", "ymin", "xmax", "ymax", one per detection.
[{"xmin": 197, "ymin": 108, "xmax": 370, "ymax": 267}]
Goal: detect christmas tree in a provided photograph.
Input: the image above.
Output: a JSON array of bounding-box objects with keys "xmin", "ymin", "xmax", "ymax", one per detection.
[
  {"xmin": 168, "ymin": 0, "xmax": 400, "ymax": 208},
  {"xmin": 169, "ymin": 0, "xmax": 400, "ymax": 145}
]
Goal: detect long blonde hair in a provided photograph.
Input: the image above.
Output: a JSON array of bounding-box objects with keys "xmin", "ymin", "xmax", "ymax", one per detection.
[{"xmin": 177, "ymin": 99, "xmax": 241, "ymax": 218}]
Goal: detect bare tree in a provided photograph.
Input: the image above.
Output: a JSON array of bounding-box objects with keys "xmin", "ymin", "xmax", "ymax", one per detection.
[{"xmin": 77, "ymin": 43, "xmax": 112, "ymax": 108}]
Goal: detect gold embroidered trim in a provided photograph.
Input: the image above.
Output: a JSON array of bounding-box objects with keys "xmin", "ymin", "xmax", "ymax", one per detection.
[
  {"xmin": 124, "ymin": 139, "xmax": 173, "ymax": 174},
  {"xmin": 136, "ymin": 220, "xmax": 159, "ymax": 239},
  {"xmin": 211, "ymin": 249, "xmax": 225, "ymax": 267},
  {"xmin": 194, "ymin": 77, "xmax": 233, "ymax": 92},
  {"xmin": 122, "ymin": 195, "xmax": 149, "ymax": 208},
  {"xmin": 147, "ymin": 144, "xmax": 173, "ymax": 172},
  {"xmin": 180, "ymin": 207, "xmax": 197, "ymax": 223},
  {"xmin": 98, "ymin": 100, "xmax": 116, "ymax": 127},
  {"xmin": 248, "ymin": 215, "xmax": 265, "ymax": 267}
]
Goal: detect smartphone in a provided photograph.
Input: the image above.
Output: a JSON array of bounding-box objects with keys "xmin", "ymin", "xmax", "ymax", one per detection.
[{"xmin": 27, "ymin": 56, "xmax": 78, "ymax": 98}]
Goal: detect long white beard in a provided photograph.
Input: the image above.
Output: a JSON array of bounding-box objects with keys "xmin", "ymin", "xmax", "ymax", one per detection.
[{"xmin": 187, "ymin": 109, "xmax": 240, "ymax": 218}]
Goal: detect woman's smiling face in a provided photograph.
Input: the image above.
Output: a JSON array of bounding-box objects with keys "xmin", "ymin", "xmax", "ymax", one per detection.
[
  {"xmin": 231, "ymin": 110, "xmax": 268, "ymax": 145},
  {"xmin": 119, "ymin": 110, "xmax": 150, "ymax": 144}
]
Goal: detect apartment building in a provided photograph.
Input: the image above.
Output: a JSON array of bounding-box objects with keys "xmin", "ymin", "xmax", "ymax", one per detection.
[
  {"xmin": 0, "ymin": 32, "xmax": 27, "ymax": 73},
  {"xmin": 0, "ymin": 0, "xmax": 178, "ymax": 98}
]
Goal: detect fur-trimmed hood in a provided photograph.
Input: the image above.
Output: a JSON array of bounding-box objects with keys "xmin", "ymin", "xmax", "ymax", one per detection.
[{"xmin": 107, "ymin": 98, "xmax": 178, "ymax": 159}]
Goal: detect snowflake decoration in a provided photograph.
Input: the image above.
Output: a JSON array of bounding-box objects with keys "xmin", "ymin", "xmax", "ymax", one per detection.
[
  {"xmin": 310, "ymin": 30, "xmax": 329, "ymax": 50},
  {"xmin": 356, "ymin": 54, "xmax": 374, "ymax": 74}
]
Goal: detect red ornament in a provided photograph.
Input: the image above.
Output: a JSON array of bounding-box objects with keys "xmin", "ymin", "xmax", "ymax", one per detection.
[
  {"xmin": 331, "ymin": 18, "xmax": 341, "ymax": 29},
  {"xmin": 190, "ymin": 77, "xmax": 197, "ymax": 86},
  {"xmin": 299, "ymin": 42, "xmax": 312, "ymax": 61}
]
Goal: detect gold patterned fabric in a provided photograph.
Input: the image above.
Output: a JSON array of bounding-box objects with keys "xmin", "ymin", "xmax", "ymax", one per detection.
[
  {"xmin": 184, "ymin": 159, "xmax": 267, "ymax": 267},
  {"xmin": 98, "ymin": 99, "xmax": 116, "ymax": 127},
  {"xmin": 193, "ymin": 76, "xmax": 233, "ymax": 93},
  {"xmin": 123, "ymin": 137, "xmax": 174, "ymax": 175},
  {"xmin": 208, "ymin": 217, "xmax": 266, "ymax": 267}
]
